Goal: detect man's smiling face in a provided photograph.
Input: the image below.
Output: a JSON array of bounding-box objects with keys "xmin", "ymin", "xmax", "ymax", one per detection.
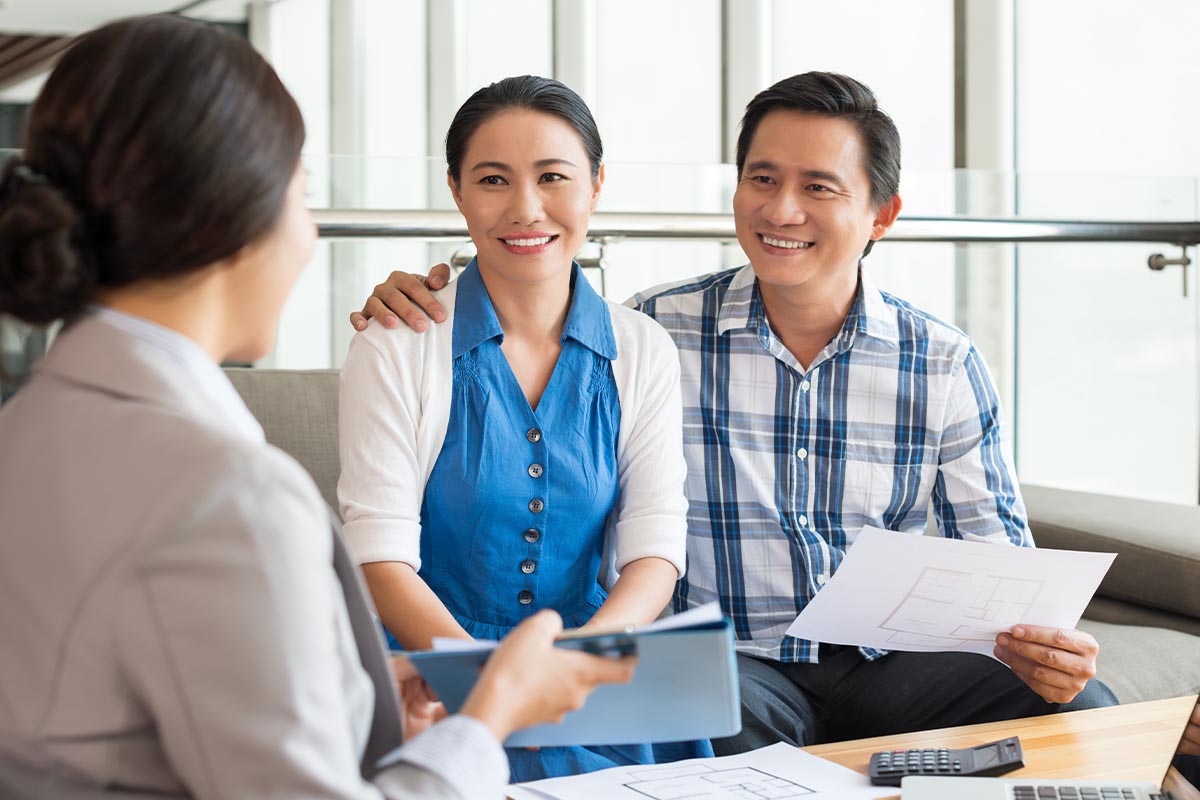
[{"xmin": 733, "ymin": 110, "xmax": 894, "ymax": 295}]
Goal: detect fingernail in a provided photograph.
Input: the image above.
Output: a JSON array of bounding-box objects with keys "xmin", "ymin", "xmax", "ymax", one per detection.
[
  {"xmin": 1013, "ymin": 627, "xmax": 1026, "ymax": 638},
  {"xmin": 997, "ymin": 633, "xmax": 1010, "ymax": 646},
  {"xmin": 413, "ymin": 321, "xmax": 426, "ymax": 332},
  {"xmin": 354, "ymin": 320, "xmax": 364, "ymax": 330},
  {"xmin": 385, "ymin": 315, "xmax": 398, "ymax": 327},
  {"xmin": 433, "ymin": 312, "xmax": 446, "ymax": 322}
]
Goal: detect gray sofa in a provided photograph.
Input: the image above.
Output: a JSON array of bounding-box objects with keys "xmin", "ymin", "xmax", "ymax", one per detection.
[{"xmin": 226, "ymin": 367, "xmax": 1200, "ymax": 705}]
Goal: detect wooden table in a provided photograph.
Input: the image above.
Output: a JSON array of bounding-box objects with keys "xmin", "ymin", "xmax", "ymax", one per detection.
[{"xmin": 804, "ymin": 694, "xmax": 1198, "ymax": 799}]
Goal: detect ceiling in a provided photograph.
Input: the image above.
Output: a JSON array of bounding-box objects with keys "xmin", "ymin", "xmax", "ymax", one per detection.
[
  {"xmin": 0, "ymin": 0, "xmax": 246, "ymax": 35},
  {"xmin": 0, "ymin": 0, "xmax": 249, "ymax": 97}
]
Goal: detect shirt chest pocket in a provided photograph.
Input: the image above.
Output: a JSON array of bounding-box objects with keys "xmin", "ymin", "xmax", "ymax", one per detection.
[{"xmin": 841, "ymin": 440, "xmax": 935, "ymax": 527}]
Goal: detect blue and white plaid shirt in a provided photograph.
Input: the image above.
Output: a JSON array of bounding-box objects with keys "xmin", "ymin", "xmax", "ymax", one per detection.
[{"xmin": 630, "ymin": 265, "xmax": 1031, "ymax": 663}]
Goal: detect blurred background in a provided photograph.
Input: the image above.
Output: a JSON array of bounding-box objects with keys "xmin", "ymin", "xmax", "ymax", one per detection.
[{"xmin": 1, "ymin": 0, "xmax": 1198, "ymax": 508}]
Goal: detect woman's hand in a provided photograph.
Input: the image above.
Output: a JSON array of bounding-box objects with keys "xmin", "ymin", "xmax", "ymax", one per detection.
[
  {"xmin": 391, "ymin": 655, "xmax": 447, "ymax": 740},
  {"xmin": 460, "ymin": 610, "xmax": 636, "ymax": 742},
  {"xmin": 583, "ymin": 556, "xmax": 679, "ymax": 633}
]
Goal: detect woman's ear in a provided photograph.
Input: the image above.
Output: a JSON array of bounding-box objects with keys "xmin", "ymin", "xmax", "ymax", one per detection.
[
  {"xmin": 590, "ymin": 163, "xmax": 605, "ymax": 213},
  {"xmin": 446, "ymin": 173, "xmax": 463, "ymax": 209}
]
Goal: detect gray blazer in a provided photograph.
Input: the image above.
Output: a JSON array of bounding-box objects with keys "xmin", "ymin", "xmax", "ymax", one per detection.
[{"xmin": 0, "ymin": 315, "xmax": 492, "ymax": 799}]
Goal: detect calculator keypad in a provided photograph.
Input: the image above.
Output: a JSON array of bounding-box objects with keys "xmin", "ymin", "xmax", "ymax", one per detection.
[
  {"xmin": 874, "ymin": 748, "xmax": 963, "ymax": 777},
  {"xmin": 869, "ymin": 736, "xmax": 1023, "ymax": 787}
]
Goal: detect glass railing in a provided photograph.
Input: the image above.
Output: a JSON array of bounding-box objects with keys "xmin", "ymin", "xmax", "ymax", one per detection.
[{"xmin": 3, "ymin": 157, "xmax": 1198, "ymax": 506}]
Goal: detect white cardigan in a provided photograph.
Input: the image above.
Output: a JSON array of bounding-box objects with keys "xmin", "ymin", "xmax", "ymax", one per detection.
[{"xmin": 338, "ymin": 276, "xmax": 689, "ymax": 587}]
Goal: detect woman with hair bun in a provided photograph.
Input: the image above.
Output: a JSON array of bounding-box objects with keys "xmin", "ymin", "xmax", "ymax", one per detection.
[
  {"xmin": 338, "ymin": 75, "xmax": 713, "ymax": 781},
  {"xmin": 0, "ymin": 15, "xmax": 633, "ymax": 800}
]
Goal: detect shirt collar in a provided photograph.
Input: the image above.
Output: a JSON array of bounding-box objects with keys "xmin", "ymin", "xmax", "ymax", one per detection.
[
  {"xmin": 81, "ymin": 305, "xmax": 265, "ymax": 443},
  {"xmin": 451, "ymin": 260, "xmax": 503, "ymax": 358},
  {"xmin": 451, "ymin": 258, "xmax": 617, "ymax": 360},
  {"xmin": 715, "ymin": 264, "xmax": 759, "ymax": 335},
  {"xmin": 716, "ymin": 263, "xmax": 900, "ymax": 350},
  {"xmin": 560, "ymin": 262, "xmax": 617, "ymax": 360},
  {"xmin": 855, "ymin": 268, "xmax": 900, "ymax": 345}
]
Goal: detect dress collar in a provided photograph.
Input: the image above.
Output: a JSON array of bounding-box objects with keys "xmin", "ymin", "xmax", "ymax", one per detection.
[{"xmin": 452, "ymin": 258, "xmax": 616, "ymax": 360}]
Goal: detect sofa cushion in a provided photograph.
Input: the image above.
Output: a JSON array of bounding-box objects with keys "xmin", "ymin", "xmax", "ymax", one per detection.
[
  {"xmin": 225, "ymin": 368, "xmax": 340, "ymax": 511},
  {"xmin": 1024, "ymin": 485, "xmax": 1200, "ymax": 622},
  {"xmin": 1078, "ymin": 618, "xmax": 1200, "ymax": 704}
]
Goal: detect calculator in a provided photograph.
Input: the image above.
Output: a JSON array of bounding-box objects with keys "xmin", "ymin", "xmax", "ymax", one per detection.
[{"xmin": 867, "ymin": 736, "xmax": 1024, "ymax": 786}]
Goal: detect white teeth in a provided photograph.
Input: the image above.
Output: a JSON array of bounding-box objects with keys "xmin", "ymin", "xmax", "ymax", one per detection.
[
  {"xmin": 762, "ymin": 235, "xmax": 811, "ymax": 250},
  {"xmin": 503, "ymin": 236, "xmax": 553, "ymax": 247}
]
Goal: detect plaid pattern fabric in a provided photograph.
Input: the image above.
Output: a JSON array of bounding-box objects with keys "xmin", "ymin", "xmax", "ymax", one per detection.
[{"xmin": 630, "ymin": 265, "xmax": 1030, "ymax": 663}]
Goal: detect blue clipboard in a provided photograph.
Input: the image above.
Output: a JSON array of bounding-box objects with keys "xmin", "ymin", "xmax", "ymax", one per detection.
[{"xmin": 407, "ymin": 618, "xmax": 741, "ymax": 747}]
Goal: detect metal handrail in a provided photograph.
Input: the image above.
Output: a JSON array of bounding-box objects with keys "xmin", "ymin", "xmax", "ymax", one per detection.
[{"xmin": 313, "ymin": 209, "xmax": 1200, "ymax": 245}]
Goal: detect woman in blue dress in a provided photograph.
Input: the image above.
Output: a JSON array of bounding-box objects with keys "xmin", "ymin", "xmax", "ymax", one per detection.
[{"xmin": 337, "ymin": 75, "xmax": 712, "ymax": 781}]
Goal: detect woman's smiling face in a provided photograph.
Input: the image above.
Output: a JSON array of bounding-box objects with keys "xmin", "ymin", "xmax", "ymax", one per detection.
[{"xmin": 449, "ymin": 108, "xmax": 602, "ymax": 287}]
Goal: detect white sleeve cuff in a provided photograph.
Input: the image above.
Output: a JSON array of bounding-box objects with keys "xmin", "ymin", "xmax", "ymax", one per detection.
[
  {"xmin": 376, "ymin": 714, "xmax": 509, "ymax": 799},
  {"xmin": 343, "ymin": 519, "xmax": 422, "ymax": 570},
  {"xmin": 613, "ymin": 515, "xmax": 688, "ymax": 579}
]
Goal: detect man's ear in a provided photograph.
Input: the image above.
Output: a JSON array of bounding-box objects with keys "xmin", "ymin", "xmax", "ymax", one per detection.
[
  {"xmin": 871, "ymin": 193, "xmax": 902, "ymax": 241},
  {"xmin": 590, "ymin": 163, "xmax": 605, "ymax": 213}
]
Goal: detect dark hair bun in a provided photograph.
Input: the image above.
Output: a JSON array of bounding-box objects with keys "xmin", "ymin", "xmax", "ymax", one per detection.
[{"xmin": 0, "ymin": 160, "xmax": 93, "ymax": 325}]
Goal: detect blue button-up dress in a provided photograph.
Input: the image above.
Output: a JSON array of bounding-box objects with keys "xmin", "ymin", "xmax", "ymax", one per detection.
[{"xmin": 403, "ymin": 259, "xmax": 710, "ymax": 781}]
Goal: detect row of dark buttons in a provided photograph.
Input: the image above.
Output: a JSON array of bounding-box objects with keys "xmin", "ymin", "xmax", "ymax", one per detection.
[
  {"xmin": 878, "ymin": 749, "xmax": 950, "ymax": 762},
  {"xmin": 874, "ymin": 764, "xmax": 960, "ymax": 775},
  {"xmin": 520, "ymin": 428, "xmax": 544, "ymax": 606}
]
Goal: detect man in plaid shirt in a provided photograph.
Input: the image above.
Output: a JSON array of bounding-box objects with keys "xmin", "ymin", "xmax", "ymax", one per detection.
[{"xmin": 355, "ymin": 72, "xmax": 1116, "ymax": 752}]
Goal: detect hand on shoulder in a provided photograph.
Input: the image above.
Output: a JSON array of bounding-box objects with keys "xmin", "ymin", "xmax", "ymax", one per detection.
[{"xmin": 350, "ymin": 263, "xmax": 452, "ymax": 333}]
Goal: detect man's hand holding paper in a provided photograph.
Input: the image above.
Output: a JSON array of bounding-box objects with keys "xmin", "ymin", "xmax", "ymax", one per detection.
[
  {"xmin": 786, "ymin": 526, "xmax": 1114, "ymax": 705},
  {"xmin": 993, "ymin": 625, "xmax": 1101, "ymax": 703}
]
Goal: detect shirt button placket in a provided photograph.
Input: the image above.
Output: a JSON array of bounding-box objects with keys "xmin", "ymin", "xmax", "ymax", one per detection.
[
  {"xmin": 521, "ymin": 427, "xmax": 545, "ymax": 611},
  {"xmin": 795, "ymin": 371, "xmax": 813, "ymax": 536}
]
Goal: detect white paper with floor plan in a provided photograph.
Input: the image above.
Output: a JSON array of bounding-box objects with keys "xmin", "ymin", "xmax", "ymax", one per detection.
[
  {"xmin": 785, "ymin": 527, "xmax": 1115, "ymax": 656},
  {"xmin": 507, "ymin": 743, "xmax": 895, "ymax": 800}
]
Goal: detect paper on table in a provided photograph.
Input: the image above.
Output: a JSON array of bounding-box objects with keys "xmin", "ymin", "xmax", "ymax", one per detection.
[
  {"xmin": 507, "ymin": 742, "xmax": 895, "ymax": 800},
  {"xmin": 785, "ymin": 527, "xmax": 1115, "ymax": 656},
  {"xmin": 430, "ymin": 601, "xmax": 724, "ymax": 652}
]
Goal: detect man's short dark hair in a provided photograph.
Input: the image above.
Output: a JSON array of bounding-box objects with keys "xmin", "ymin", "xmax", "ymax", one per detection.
[{"xmin": 735, "ymin": 72, "xmax": 901, "ymax": 210}]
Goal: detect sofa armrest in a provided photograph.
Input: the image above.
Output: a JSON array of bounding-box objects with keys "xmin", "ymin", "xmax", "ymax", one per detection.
[
  {"xmin": 1024, "ymin": 485, "xmax": 1200, "ymax": 622},
  {"xmin": 1082, "ymin": 596, "xmax": 1200, "ymax": 638}
]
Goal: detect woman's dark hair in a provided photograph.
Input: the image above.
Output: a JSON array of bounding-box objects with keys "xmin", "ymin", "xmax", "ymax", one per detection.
[
  {"xmin": 0, "ymin": 15, "xmax": 305, "ymax": 325},
  {"xmin": 735, "ymin": 71, "xmax": 901, "ymax": 210},
  {"xmin": 445, "ymin": 75, "xmax": 602, "ymax": 184}
]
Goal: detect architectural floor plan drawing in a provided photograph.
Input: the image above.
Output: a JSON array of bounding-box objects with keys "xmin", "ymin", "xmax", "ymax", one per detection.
[
  {"xmin": 879, "ymin": 567, "xmax": 1044, "ymax": 648},
  {"xmin": 509, "ymin": 743, "xmax": 896, "ymax": 800},
  {"xmin": 621, "ymin": 764, "xmax": 815, "ymax": 799},
  {"xmin": 785, "ymin": 527, "xmax": 1114, "ymax": 659}
]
